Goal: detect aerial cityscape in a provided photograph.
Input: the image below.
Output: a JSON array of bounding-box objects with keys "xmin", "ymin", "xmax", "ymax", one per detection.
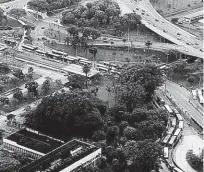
[{"xmin": 0, "ymin": 0, "xmax": 203, "ymax": 171}]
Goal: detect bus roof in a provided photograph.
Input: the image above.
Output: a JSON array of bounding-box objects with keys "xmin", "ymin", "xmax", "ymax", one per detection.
[
  {"xmin": 169, "ymin": 135, "xmax": 177, "ymax": 145},
  {"xmin": 174, "ymin": 128, "xmax": 181, "ymax": 136},
  {"xmin": 167, "ymin": 127, "xmax": 175, "ymax": 135},
  {"xmin": 179, "ymin": 121, "xmax": 184, "ymax": 129},
  {"xmin": 163, "ymin": 134, "xmax": 171, "ymax": 144},
  {"xmin": 176, "ymin": 113, "xmax": 183, "ymax": 121}
]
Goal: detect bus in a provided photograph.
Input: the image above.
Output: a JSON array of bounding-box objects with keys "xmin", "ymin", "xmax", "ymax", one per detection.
[
  {"xmin": 22, "ymin": 44, "xmax": 38, "ymax": 51},
  {"xmin": 174, "ymin": 128, "xmax": 181, "ymax": 137},
  {"xmin": 168, "ymin": 135, "xmax": 177, "ymax": 147},
  {"xmin": 167, "ymin": 127, "xmax": 175, "ymax": 135},
  {"xmin": 171, "ymin": 117, "xmax": 177, "ymax": 127},
  {"xmin": 45, "ymin": 52, "xmax": 61, "ymax": 60},
  {"xmin": 36, "ymin": 49, "xmax": 46, "ymax": 56},
  {"xmin": 178, "ymin": 121, "xmax": 184, "ymax": 130},
  {"xmin": 198, "ymin": 94, "xmax": 204, "ymax": 104},
  {"xmin": 164, "ymin": 105, "xmax": 174, "ymax": 115},
  {"xmin": 162, "ymin": 134, "xmax": 171, "ymax": 145},
  {"xmin": 173, "ymin": 167, "xmax": 184, "ymax": 172},
  {"xmin": 79, "ymin": 59, "xmax": 92, "ymax": 65},
  {"xmin": 192, "ymin": 90, "xmax": 197, "ymax": 100},
  {"xmin": 163, "ymin": 147, "xmax": 169, "ymax": 159},
  {"xmin": 103, "ymin": 61, "xmax": 117, "ymax": 69},
  {"xmin": 173, "ymin": 108, "xmax": 179, "ymax": 114},
  {"xmin": 176, "ymin": 113, "xmax": 183, "ymax": 121},
  {"xmin": 52, "ymin": 49, "xmax": 67, "ymax": 56},
  {"xmin": 97, "ymin": 66, "xmax": 108, "ymax": 72}
]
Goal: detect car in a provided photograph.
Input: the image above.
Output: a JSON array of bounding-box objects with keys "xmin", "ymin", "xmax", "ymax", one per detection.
[
  {"xmin": 163, "ymin": 30, "xmax": 167, "ymax": 33},
  {"xmin": 41, "ymin": 27, "xmax": 45, "ymax": 29},
  {"xmin": 177, "ymin": 38, "xmax": 181, "ymax": 40},
  {"xmin": 195, "ymin": 43, "xmax": 199, "ymax": 45},
  {"xmin": 155, "ymin": 19, "xmax": 159, "ymax": 22},
  {"xmin": 200, "ymin": 49, "xmax": 203, "ymax": 52},
  {"xmin": 136, "ymin": 8, "xmax": 139, "ymax": 10},
  {"xmin": 153, "ymin": 24, "xmax": 156, "ymax": 27},
  {"xmin": 146, "ymin": 14, "xmax": 149, "ymax": 16},
  {"xmin": 141, "ymin": 13, "xmax": 145, "ymax": 15},
  {"xmin": 177, "ymin": 33, "xmax": 181, "ymax": 35},
  {"xmin": 186, "ymin": 42, "xmax": 190, "ymax": 45},
  {"xmin": 142, "ymin": 10, "xmax": 145, "ymax": 12},
  {"xmin": 133, "ymin": 10, "xmax": 135, "ymax": 12},
  {"xmin": 103, "ymin": 40, "xmax": 109, "ymax": 43}
]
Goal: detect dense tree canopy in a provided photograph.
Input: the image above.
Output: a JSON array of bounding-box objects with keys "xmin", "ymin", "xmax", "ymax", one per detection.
[
  {"xmin": 116, "ymin": 64, "xmax": 163, "ymax": 112},
  {"xmin": 26, "ymin": 90, "xmax": 106, "ymax": 138},
  {"xmin": 8, "ymin": 8, "xmax": 26, "ymax": 20}
]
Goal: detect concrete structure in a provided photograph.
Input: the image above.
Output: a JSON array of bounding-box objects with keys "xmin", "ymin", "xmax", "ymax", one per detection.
[{"xmin": 19, "ymin": 139, "xmax": 101, "ymax": 172}]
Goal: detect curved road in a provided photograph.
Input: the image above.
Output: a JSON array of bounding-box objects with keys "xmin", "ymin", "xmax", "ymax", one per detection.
[{"xmin": 113, "ymin": 0, "xmax": 203, "ymax": 58}]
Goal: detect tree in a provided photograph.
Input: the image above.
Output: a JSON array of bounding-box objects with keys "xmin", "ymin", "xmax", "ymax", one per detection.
[
  {"xmin": 0, "ymin": 63, "xmax": 10, "ymax": 74},
  {"xmin": 123, "ymin": 126, "xmax": 137, "ymax": 140},
  {"xmin": 145, "ymin": 41, "xmax": 152, "ymax": 53},
  {"xmin": 13, "ymin": 90, "xmax": 24, "ymax": 102},
  {"xmin": 92, "ymin": 130, "xmax": 106, "ymax": 141},
  {"xmin": 171, "ymin": 18, "xmax": 178, "ymax": 24},
  {"xmin": 27, "ymin": 0, "xmax": 49, "ymax": 12},
  {"xmin": 8, "ymin": 8, "xmax": 26, "ymax": 20},
  {"xmin": 83, "ymin": 64, "xmax": 91, "ymax": 88},
  {"xmin": 25, "ymin": 81, "xmax": 39, "ymax": 97},
  {"xmin": 106, "ymin": 125, "xmax": 119, "ymax": 145},
  {"xmin": 26, "ymin": 90, "xmax": 106, "ymax": 137},
  {"xmin": 66, "ymin": 74, "xmax": 85, "ymax": 90},
  {"xmin": 2, "ymin": 49, "xmax": 10, "ymax": 63},
  {"xmin": 41, "ymin": 79, "xmax": 51, "ymax": 95},
  {"xmin": 186, "ymin": 150, "xmax": 203, "ymax": 172},
  {"xmin": 187, "ymin": 76, "xmax": 195, "ymax": 85},
  {"xmin": 117, "ymin": 64, "xmax": 163, "ymax": 112},
  {"xmin": 13, "ymin": 69, "xmax": 25, "ymax": 80}
]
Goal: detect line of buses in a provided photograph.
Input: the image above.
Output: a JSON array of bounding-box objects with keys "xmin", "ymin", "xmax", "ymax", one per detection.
[
  {"xmin": 21, "ymin": 44, "xmax": 121, "ymax": 75},
  {"xmin": 162, "ymin": 104, "xmax": 184, "ymax": 172}
]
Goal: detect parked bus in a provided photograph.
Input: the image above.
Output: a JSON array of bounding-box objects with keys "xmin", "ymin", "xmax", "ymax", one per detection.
[
  {"xmin": 176, "ymin": 113, "xmax": 183, "ymax": 121},
  {"xmin": 52, "ymin": 49, "xmax": 67, "ymax": 56},
  {"xmin": 198, "ymin": 94, "xmax": 204, "ymax": 104},
  {"xmin": 45, "ymin": 52, "xmax": 61, "ymax": 60},
  {"xmin": 103, "ymin": 61, "xmax": 117, "ymax": 69},
  {"xmin": 79, "ymin": 59, "xmax": 92, "ymax": 65},
  {"xmin": 173, "ymin": 167, "xmax": 184, "ymax": 172},
  {"xmin": 163, "ymin": 147, "xmax": 169, "ymax": 159},
  {"xmin": 168, "ymin": 135, "xmax": 177, "ymax": 147},
  {"xmin": 22, "ymin": 44, "xmax": 38, "ymax": 51},
  {"xmin": 171, "ymin": 117, "xmax": 177, "ymax": 127},
  {"xmin": 167, "ymin": 127, "xmax": 175, "ymax": 135},
  {"xmin": 192, "ymin": 90, "xmax": 197, "ymax": 100},
  {"xmin": 162, "ymin": 134, "xmax": 171, "ymax": 145},
  {"xmin": 97, "ymin": 66, "xmax": 108, "ymax": 72},
  {"xmin": 36, "ymin": 49, "xmax": 46, "ymax": 56},
  {"xmin": 164, "ymin": 105, "xmax": 174, "ymax": 115},
  {"xmin": 174, "ymin": 128, "xmax": 181, "ymax": 137},
  {"xmin": 178, "ymin": 121, "xmax": 184, "ymax": 130}
]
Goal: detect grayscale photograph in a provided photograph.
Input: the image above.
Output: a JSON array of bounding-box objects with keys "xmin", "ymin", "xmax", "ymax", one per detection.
[{"xmin": 0, "ymin": 0, "xmax": 203, "ymax": 171}]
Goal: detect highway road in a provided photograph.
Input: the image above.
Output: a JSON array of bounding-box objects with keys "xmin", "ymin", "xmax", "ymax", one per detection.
[
  {"xmin": 114, "ymin": 0, "xmax": 203, "ymax": 58},
  {"xmin": 164, "ymin": 81, "xmax": 203, "ymax": 128}
]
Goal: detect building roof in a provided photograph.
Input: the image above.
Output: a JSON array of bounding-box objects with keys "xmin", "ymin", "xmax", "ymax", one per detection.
[
  {"xmin": 6, "ymin": 129, "xmax": 63, "ymax": 154},
  {"xmin": 184, "ymin": 10, "xmax": 203, "ymax": 19},
  {"xmin": 19, "ymin": 139, "xmax": 99, "ymax": 172},
  {"xmin": 62, "ymin": 64, "xmax": 99, "ymax": 77}
]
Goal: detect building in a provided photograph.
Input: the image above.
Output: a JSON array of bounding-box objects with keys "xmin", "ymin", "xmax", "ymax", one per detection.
[
  {"xmin": 19, "ymin": 139, "xmax": 101, "ymax": 172},
  {"xmin": 3, "ymin": 128, "xmax": 101, "ymax": 172},
  {"xmin": 184, "ymin": 11, "xmax": 203, "ymax": 23}
]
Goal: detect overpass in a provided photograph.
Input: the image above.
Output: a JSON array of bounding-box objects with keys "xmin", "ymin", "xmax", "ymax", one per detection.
[{"xmin": 114, "ymin": 0, "xmax": 203, "ymax": 59}]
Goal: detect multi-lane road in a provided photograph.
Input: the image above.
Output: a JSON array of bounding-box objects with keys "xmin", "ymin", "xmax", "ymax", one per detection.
[{"xmin": 114, "ymin": 0, "xmax": 203, "ymax": 58}]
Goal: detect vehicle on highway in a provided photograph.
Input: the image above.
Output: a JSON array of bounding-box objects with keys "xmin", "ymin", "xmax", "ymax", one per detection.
[
  {"xmin": 136, "ymin": 8, "xmax": 139, "ymax": 10},
  {"xmin": 186, "ymin": 43, "xmax": 190, "ymax": 45},
  {"xmin": 155, "ymin": 19, "xmax": 159, "ymax": 22},
  {"xmin": 142, "ymin": 9, "xmax": 145, "ymax": 12},
  {"xmin": 177, "ymin": 33, "xmax": 181, "ymax": 36},
  {"xmin": 163, "ymin": 147, "xmax": 169, "ymax": 159},
  {"xmin": 103, "ymin": 40, "xmax": 109, "ymax": 43},
  {"xmin": 141, "ymin": 13, "xmax": 145, "ymax": 15},
  {"xmin": 153, "ymin": 24, "xmax": 156, "ymax": 27},
  {"xmin": 200, "ymin": 49, "xmax": 203, "ymax": 52},
  {"xmin": 177, "ymin": 38, "xmax": 181, "ymax": 40},
  {"xmin": 146, "ymin": 14, "xmax": 149, "ymax": 16},
  {"xmin": 163, "ymin": 30, "xmax": 167, "ymax": 33},
  {"xmin": 164, "ymin": 104, "xmax": 174, "ymax": 115}
]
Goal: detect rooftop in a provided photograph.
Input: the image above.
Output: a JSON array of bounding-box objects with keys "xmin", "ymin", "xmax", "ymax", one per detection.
[
  {"xmin": 20, "ymin": 139, "xmax": 99, "ymax": 172},
  {"xmin": 6, "ymin": 128, "xmax": 63, "ymax": 154}
]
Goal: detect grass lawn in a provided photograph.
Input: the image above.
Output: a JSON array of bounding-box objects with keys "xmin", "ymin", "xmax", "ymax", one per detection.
[{"xmin": 44, "ymin": 41, "xmax": 168, "ymax": 64}]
